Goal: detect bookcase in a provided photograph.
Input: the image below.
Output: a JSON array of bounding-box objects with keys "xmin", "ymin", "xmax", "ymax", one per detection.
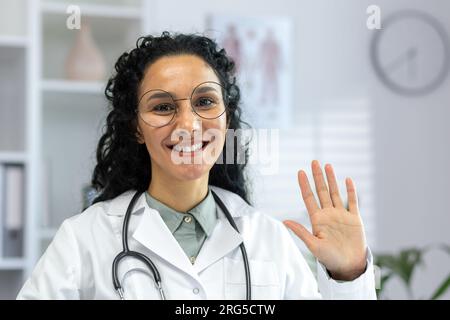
[
  {"xmin": 0, "ymin": 0, "xmax": 29, "ymax": 300},
  {"xmin": 0, "ymin": 0, "xmax": 152, "ymax": 299}
]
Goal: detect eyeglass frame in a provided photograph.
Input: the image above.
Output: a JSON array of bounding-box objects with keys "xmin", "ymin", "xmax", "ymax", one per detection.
[{"xmin": 135, "ymin": 80, "xmax": 229, "ymax": 128}]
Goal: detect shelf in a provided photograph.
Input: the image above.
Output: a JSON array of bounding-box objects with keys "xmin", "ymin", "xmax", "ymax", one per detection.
[
  {"xmin": 42, "ymin": 10, "xmax": 141, "ymax": 79},
  {"xmin": 41, "ymin": 2, "xmax": 141, "ymax": 20},
  {"xmin": 0, "ymin": 258, "xmax": 26, "ymax": 270},
  {"xmin": 0, "ymin": 35, "xmax": 28, "ymax": 48},
  {"xmin": 42, "ymin": 79, "xmax": 108, "ymax": 113},
  {"xmin": 42, "ymin": 79, "xmax": 105, "ymax": 94},
  {"xmin": 0, "ymin": 152, "xmax": 27, "ymax": 164}
]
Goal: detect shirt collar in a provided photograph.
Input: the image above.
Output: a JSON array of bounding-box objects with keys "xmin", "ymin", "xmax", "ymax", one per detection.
[
  {"xmin": 144, "ymin": 188, "xmax": 217, "ymax": 236},
  {"xmin": 188, "ymin": 188, "xmax": 217, "ymax": 237}
]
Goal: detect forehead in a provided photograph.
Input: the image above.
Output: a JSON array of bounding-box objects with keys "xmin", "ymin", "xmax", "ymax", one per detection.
[{"xmin": 139, "ymin": 54, "xmax": 221, "ymax": 97}]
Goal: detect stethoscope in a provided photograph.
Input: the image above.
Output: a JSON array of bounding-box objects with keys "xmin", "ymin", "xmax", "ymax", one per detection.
[{"xmin": 112, "ymin": 190, "xmax": 251, "ymax": 300}]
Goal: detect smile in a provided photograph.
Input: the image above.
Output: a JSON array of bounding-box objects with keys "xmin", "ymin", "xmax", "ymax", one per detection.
[{"xmin": 167, "ymin": 141, "xmax": 210, "ymax": 154}]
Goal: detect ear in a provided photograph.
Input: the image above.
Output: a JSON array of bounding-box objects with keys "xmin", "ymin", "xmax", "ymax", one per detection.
[{"xmin": 136, "ymin": 125, "xmax": 145, "ymax": 144}]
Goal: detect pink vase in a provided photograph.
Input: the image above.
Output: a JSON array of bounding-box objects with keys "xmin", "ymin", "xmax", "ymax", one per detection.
[{"xmin": 65, "ymin": 21, "xmax": 106, "ymax": 81}]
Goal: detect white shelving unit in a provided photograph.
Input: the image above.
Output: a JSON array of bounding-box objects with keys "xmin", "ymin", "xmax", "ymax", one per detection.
[
  {"xmin": 0, "ymin": 36, "xmax": 28, "ymax": 48},
  {"xmin": 0, "ymin": 0, "xmax": 150, "ymax": 299},
  {"xmin": 0, "ymin": 0, "xmax": 29, "ymax": 300},
  {"xmin": 41, "ymin": 1, "xmax": 142, "ymax": 19}
]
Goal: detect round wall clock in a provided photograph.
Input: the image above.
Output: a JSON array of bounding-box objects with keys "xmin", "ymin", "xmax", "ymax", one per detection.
[{"xmin": 370, "ymin": 10, "xmax": 450, "ymax": 96}]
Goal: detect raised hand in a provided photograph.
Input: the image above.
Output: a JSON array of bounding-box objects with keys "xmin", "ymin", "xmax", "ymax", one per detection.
[{"xmin": 283, "ymin": 160, "xmax": 368, "ymax": 281}]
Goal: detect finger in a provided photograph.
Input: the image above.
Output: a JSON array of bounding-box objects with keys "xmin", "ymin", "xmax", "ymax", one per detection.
[
  {"xmin": 311, "ymin": 160, "xmax": 333, "ymax": 208},
  {"xmin": 298, "ymin": 170, "xmax": 320, "ymax": 216},
  {"xmin": 324, "ymin": 164, "xmax": 345, "ymax": 209},
  {"xmin": 283, "ymin": 220, "xmax": 318, "ymax": 253},
  {"xmin": 345, "ymin": 177, "xmax": 359, "ymax": 213}
]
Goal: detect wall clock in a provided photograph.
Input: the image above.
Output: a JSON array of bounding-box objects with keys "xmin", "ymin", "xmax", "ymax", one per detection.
[{"xmin": 370, "ymin": 10, "xmax": 450, "ymax": 96}]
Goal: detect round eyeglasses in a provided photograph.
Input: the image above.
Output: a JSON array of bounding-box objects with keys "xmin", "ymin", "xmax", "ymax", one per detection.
[{"xmin": 137, "ymin": 81, "xmax": 228, "ymax": 128}]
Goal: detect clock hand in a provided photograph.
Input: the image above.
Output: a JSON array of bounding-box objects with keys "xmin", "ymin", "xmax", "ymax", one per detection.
[
  {"xmin": 385, "ymin": 47, "xmax": 418, "ymax": 81},
  {"xmin": 407, "ymin": 47, "xmax": 418, "ymax": 80}
]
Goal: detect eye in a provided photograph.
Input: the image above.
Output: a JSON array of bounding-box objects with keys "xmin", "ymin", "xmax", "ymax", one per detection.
[
  {"xmin": 152, "ymin": 103, "xmax": 175, "ymax": 113},
  {"xmin": 195, "ymin": 97, "xmax": 216, "ymax": 108}
]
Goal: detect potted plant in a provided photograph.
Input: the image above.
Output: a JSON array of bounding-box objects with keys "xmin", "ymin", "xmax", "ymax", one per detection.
[{"xmin": 375, "ymin": 244, "xmax": 450, "ymax": 299}]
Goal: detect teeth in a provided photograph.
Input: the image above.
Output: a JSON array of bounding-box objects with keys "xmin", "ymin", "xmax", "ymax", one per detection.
[{"xmin": 173, "ymin": 142, "xmax": 203, "ymax": 153}]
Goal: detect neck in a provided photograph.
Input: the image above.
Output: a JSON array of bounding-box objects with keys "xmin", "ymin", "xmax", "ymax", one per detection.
[{"xmin": 148, "ymin": 171, "xmax": 209, "ymax": 213}]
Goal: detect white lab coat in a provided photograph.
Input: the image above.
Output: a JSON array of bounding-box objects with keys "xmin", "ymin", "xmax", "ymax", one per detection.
[{"xmin": 18, "ymin": 186, "xmax": 377, "ymax": 300}]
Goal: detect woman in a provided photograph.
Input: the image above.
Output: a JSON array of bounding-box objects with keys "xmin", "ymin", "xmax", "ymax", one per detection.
[{"xmin": 18, "ymin": 32, "xmax": 376, "ymax": 299}]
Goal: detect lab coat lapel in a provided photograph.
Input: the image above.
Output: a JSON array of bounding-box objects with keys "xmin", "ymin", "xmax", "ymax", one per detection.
[
  {"xmin": 129, "ymin": 196, "xmax": 201, "ymax": 282},
  {"xmin": 193, "ymin": 215, "xmax": 243, "ymax": 273}
]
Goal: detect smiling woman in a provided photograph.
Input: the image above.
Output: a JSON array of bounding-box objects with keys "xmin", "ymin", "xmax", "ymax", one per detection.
[
  {"xmin": 92, "ymin": 32, "xmax": 250, "ymax": 209},
  {"xmin": 17, "ymin": 32, "xmax": 377, "ymax": 300}
]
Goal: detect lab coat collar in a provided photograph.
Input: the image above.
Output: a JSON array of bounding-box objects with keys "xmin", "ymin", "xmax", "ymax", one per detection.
[{"xmin": 105, "ymin": 186, "xmax": 252, "ymax": 279}]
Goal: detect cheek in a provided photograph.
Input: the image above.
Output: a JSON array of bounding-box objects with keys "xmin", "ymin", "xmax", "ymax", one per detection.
[
  {"xmin": 139, "ymin": 125, "xmax": 167, "ymax": 157},
  {"xmin": 201, "ymin": 119, "xmax": 228, "ymax": 163},
  {"xmin": 205, "ymin": 118, "xmax": 227, "ymax": 142},
  {"xmin": 146, "ymin": 138, "xmax": 160, "ymax": 156}
]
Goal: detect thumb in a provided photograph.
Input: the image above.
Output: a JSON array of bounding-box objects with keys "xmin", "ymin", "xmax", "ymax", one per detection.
[{"xmin": 283, "ymin": 220, "xmax": 317, "ymax": 252}]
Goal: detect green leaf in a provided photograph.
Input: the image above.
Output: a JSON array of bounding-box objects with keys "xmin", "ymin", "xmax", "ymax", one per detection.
[
  {"xmin": 375, "ymin": 248, "xmax": 424, "ymax": 289},
  {"xmin": 430, "ymin": 273, "xmax": 450, "ymax": 300},
  {"xmin": 397, "ymin": 248, "xmax": 423, "ymax": 286}
]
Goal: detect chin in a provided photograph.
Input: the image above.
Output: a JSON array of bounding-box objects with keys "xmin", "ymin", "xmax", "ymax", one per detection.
[{"xmin": 172, "ymin": 163, "xmax": 211, "ymax": 181}]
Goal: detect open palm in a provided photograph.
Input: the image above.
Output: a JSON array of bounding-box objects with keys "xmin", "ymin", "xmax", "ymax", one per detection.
[{"xmin": 284, "ymin": 160, "xmax": 368, "ymax": 281}]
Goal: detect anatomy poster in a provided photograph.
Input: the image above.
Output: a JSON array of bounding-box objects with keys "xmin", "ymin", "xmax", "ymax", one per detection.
[{"xmin": 206, "ymin": 15, "xmax": 293, "ymax": 129}]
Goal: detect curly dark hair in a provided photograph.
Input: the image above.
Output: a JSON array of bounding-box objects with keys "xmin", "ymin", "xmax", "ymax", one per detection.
[{"xmin": 90, "ymin": 31, "xmax": 251, "ymax": 205}]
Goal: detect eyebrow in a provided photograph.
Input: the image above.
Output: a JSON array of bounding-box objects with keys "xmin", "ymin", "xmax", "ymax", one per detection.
[{"xmin": 142, "ymin": 85, "xmax": 220, "ymax": 103}]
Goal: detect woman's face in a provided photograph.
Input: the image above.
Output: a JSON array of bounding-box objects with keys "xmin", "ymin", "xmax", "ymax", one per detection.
[{"xmin": 136, "ymin": 54, "xmax": 228, "ymax": 183}]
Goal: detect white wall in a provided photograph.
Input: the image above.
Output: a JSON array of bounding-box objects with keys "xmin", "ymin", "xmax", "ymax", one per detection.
[
  {"xmin": 370, "ymin": 0, "xmax": 450, "ymax": 300},
  {"xmin": 144, "ymin": 0, "xmax": 450, "ymax": 299}
]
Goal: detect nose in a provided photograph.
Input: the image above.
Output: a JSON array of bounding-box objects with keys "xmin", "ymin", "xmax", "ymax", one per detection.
[{"xmin": 173, "ymin": 99, "xmax": 201, "ymax": 132}]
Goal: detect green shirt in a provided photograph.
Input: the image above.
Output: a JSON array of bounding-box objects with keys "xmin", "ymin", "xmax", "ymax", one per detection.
[{"xmin": 144, "ymin": 188, "xmax": 218, "ymax": 264}]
